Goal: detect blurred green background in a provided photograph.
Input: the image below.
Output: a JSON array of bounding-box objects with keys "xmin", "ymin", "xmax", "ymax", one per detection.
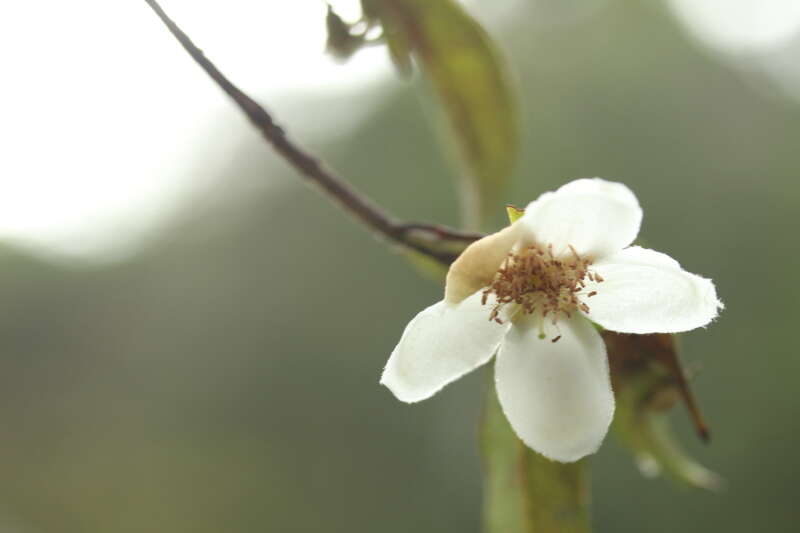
[{"xmin": 1, "ymin": 1, "xmax": 798, "ymax": 531}]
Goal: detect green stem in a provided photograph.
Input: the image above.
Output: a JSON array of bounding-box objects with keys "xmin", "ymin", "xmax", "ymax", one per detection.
[{"xmin": 481, "ymin": 369, "xmax": 591, "ymax": 533}]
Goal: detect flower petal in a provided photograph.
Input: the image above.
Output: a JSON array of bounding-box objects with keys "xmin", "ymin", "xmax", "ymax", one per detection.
[
  {"xmin": 381, "ymin": 292, "xmax": 510, "ymax": 403},
  {"xmin": 520, "ymin": 178, "xmax": 642, "ymax": 259},
  {"xmin": 445, "ymin": 223, "xmax": 521, "ymax": 304},
  {"xmin": 583, "ymin": 246, "xmax": 723, "ymax": 334},
  {"xmin": 494, "ymin": 314, "xmax": 614, "ymax": 462}
]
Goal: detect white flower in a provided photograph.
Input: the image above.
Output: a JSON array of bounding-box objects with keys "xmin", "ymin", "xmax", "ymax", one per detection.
[{"xmin": 380, "ymin": 178, "xmax": 723, "ymax": 463}]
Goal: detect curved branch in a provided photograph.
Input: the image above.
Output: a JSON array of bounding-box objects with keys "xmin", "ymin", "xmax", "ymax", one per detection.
[{"xmin": 143, "ymin": 0, "xmax": 480, "ymax": 265}]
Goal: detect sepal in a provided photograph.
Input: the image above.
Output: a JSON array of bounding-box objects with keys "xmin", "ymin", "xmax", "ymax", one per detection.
[{"xmin": 603, "ymin": 332, "xmax": 723, "ymax": 491}]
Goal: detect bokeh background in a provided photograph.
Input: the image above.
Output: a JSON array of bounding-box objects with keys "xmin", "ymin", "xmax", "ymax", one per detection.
[{"xmin": 1, "ymin": 0, "xmax": 798, "ymax": 531}]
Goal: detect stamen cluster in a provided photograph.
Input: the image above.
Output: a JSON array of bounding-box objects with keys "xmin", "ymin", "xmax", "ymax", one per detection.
[{"xmin": 482, "ymin": 244, "xmax": 603, "ymax": 331}]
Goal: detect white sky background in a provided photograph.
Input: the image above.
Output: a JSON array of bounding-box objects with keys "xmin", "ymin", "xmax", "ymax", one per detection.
[
  {"xmin": 667, "ymin": 0, "xmax": 800, "ymax": 106},
  {"xmin": 668, "ymin": 0, "xmax": 800, "ymax": 52},
  {"xmin": 0, "ymin": 0, "xmax": 389, "ymax": 260},
  {"xmin": 1, "ymin": 0, "xmax": 800, "ymax": 262}
]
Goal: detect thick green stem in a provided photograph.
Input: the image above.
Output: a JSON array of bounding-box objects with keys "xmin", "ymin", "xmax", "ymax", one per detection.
[{"xmin": 481, "ymin": 369, "xmax": 591, "ymax": 533}]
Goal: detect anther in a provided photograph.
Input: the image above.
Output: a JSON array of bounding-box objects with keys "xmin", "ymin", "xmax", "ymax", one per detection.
[{"xmin": 481, "ymin": 242, "xmax": 604, "ymax": 326}]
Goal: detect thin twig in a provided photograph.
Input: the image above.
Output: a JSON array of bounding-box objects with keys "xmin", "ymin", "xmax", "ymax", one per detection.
[{"xmin": 143, "ymin": 0, "xmax": 480, "ymax": 265}]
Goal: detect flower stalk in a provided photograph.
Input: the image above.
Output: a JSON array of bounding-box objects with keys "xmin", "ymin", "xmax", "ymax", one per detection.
[
  {"xmin": 482, "ymin": 373, "xmax": 591, "ymax": 533},
  {"xmin": 478, "ymin": 207, "xmax": 591, "ymax": 533}
]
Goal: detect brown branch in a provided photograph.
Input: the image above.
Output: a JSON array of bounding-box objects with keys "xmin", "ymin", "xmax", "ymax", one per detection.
[{"xmin": 143, "ymin": 0, "xmax": 480, "ymax": 265}]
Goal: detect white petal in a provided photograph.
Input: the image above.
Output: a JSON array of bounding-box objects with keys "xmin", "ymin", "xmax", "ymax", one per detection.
[
  {"xmin": 494, "ymin": 314, "xmax": 614, "ymax": 462},
  {"xmin": 445, "ymin": 223, "xmax": 521, "ymax": 304},
  {"xmin": 520, "ymin": 178, "xmax": 642, "ymax": 259},
  {"xmin": 381, "ymin": 292, "xmax": 510, "ymax": 403},
  {"xmin": 583, "ymin": 246, "xmax": 723, "ymax": 334}
]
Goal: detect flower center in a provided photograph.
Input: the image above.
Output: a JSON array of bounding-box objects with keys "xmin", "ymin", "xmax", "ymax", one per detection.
[{"xmin": 481, "ymin": 244, "xmax": 603, "ymax": 338}]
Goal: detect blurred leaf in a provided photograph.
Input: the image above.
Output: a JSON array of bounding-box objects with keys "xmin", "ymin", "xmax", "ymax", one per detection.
[
  {"xmin": 361, "ymin": 0, "xmax": 412, "ymax": 74},
  {"xmin": 360, "ymin": 0, "xmax": 381, "ymax": 21},
  {"xmin": 383, "ymin": 24, "xmax": 413, "ymax": 76},
  {"xmin": 366, "ymin": 0, "xmax": 519, "ymax": 225},
  {"xmin": 482, "ymin": 371, "xmax": 591, "ymax": 533},
  {"xmin": 604, "ymin": 332, "xmax": 723, "ymax": 491},
  {"xmin": 325, "ymin": 4, "xmax": 366, "ymax": 61}
]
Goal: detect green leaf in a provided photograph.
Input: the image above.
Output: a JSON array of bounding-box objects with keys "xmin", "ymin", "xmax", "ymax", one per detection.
[
  {"xmin": 367, "ymin": 0, "xmax": 519, "ymax": 226},
  {"xmin": 481, "ymin": 369, "xmax": 591, "ymax": 533}
]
